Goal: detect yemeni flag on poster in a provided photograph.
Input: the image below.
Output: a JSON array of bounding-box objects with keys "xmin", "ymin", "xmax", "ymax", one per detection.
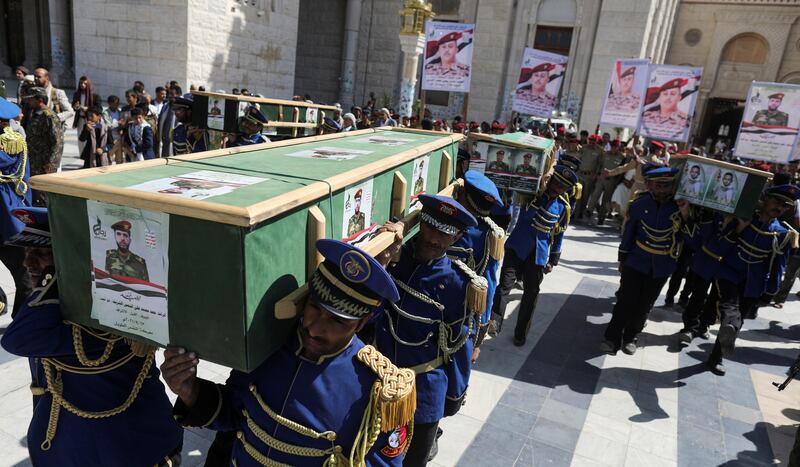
[
  {"xmin": 734, "ymin": 81, "xmax": 800, "ymax": 163},
  {"xmin": 512, "ymin": 48, "xmax": 568, "ymax": 118},
  {"xmin": 421, "ymin": 21, "xmax": 475, "ymax": 93}
]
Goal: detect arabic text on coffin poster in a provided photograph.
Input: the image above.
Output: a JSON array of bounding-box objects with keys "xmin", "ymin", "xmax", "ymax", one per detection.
[
  {"xmin": 421, "ymin": 21, "xmax": 475, "ymax": 93},
  {"xmin": 88, "ymin": 200, "xmax": 170, "ymax": 345},
  {"xmin": 512, "ymin": 48, "xmax": 568, "ymax": 118},
  {"xmin": 734, "ymin": 82, "xmax": 800, "ymax": 163},
  {"xmin": 598, "ymin": 58, "xmax": 650, "ymax": 129},
  {"xmin": 637, "ymin": 65, "xmax": 702, "ymax": 143}
]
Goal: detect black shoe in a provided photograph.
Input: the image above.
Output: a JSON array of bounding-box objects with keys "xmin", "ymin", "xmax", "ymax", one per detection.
[
  {"xmin": 427, "ymin": 433, "xmax": 439, "ymax": 461},
  {"xmin": 718, "ymin": 324, "xmax": 736, "ymax": 357},
  {"xmin": 664, "ymin": 296, "xmax": 674, "ymax": 307},
  {"xmin": 622, "ymin": 341, "xmax": 637, "ymax": 355},
  {"xmin": 708, "ymin": 359, "xmax": 726, "ymax": 376},
  {"xmin": 597, "ymin": 218, "xmax": 605, "ymax": 226},
  {"xmin": 678, "ymin": 330, "xmax": 692, "ymax": 344},
  {"xmin": 488, "ymin": 319, "xmax": 499, "ymax": 337},
  {"xmin": 599, "ymin": 339, "xmax": 617, "ymax": 355},
  {"xmin": 695, "ymin": 328, "xmax": 710, "ymax": 340},
  {"xmin": 513, "ymin": 336, "xmax": 526, "ymax": 347},
  {"xmin": 678, "ymin": 297, "xmax": 689, "ymax": 309}
]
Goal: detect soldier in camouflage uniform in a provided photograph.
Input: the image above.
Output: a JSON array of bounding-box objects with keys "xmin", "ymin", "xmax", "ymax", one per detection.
[
  {"xmin": 425, "ymin": 32, "xmax": 470, "ymax": 78},
  {"xmin": 516, "ymin": 62, "xmax": 556, "ymax": 110},
  {"xmin": 752, "ymin": 93, "xmax": 789, "ymax": 127},
  {"xmin": 606, "ymin": 66, "xmax": 641, "ymax": 112},
  {"xmin": 346, "ymin": 189, "xmax": 366, "ymax": 237},
  {"xmin": 487, "ymin": 150, "xmax": 510, "ymax": 172},
  {"xmin": 640, "ymin": 78, "xmax": 689, "ymax": 139},
  {"xmin": 413, "ymin": 160, "xmax": 426, "ymax": 195},
  {"xmin": 575, "ymin": 135, "xmax": 603, "ymax": 219},
  {"xmin": 105, "ymin": 220, "xmax": 149, "ymax": 281},
  {"xmin": 22, "ymin": 87, "xmax": 63, "ymax": 206},
  {"xmin": 514, "ymin": 153, "xmax": 539, "ymax": 176}
]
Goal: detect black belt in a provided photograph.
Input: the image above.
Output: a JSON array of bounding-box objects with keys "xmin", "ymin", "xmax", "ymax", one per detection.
[{"xmin": 155, "ymin": 443, "xmax": 183, "ymax": 467}]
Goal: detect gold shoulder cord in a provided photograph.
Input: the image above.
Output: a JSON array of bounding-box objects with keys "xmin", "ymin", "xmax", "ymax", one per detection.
[
  {"xmin": 0, "ymin": 126, "xmax": 29, "ymax": 196},
  {"xmin": 38, "ymin": 325, "xmax": 154, "ymax": 451}
]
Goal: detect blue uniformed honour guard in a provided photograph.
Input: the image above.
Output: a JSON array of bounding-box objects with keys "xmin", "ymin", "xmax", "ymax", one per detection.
[
  {"xmin": 491, "ymin": 164, "xmax": 577, "ymax": 346},
  {"xmin": 227, "ymin": 105, "xmax": 269, "ymax": 147},
  {"xmin": 449, "ymin": 171, "xmax": 505, "ymax": 356},
  {"xmin": 373, "ymin": 194, "xmax": 486, "ymax": 466},
  {"xmin": 600, "ymin": 166, "xmax": 691, "ymax": 355},
  {"xmin": 161, "ymin": 239, "xmax": 417, "ymax": 466},
  {"xmin": 688, "ymin": 185, "xmax": 799, "ymax": 375},
  {"xmin": 0, "ymin": 96, "xmax": 32, "ymax": 317},
  {"xmin": 171, "ymin": 96, "xmax": 207, "ymax": 155},
  {"xmin": 0, "ymin": 207, "xmax": 184, "ymax": 466}
]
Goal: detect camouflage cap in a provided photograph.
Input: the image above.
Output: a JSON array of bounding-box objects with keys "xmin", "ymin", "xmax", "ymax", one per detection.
[{"xmin": 21, "ymin": 86, "xmax": 47, "ymax": 100}]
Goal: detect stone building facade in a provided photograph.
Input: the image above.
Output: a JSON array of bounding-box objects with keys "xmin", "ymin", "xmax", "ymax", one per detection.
[
  {"xmin": 665, "ymin": 0, "xmax": 800, "ymax": 143},
  {"xmin": 1, "ymin": 0, "xmax": 798, "ymax": 144}
]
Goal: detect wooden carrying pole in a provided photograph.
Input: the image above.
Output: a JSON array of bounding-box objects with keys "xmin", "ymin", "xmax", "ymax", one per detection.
[{"xmin": 274, "ymin": 179, "xmax": 462, "ymax": 319}]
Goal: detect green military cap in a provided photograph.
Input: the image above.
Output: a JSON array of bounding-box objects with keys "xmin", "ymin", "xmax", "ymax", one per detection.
[
  {"xmin": 111, "ymin": 220, "xmax": 132, "ymax": 233},
  {"xmin": 21, "ymin": 86, "xmax": 47, "ymax": 100}
]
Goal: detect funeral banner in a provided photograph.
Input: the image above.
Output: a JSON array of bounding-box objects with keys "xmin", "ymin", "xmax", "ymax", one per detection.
[
  {"xmin": 734, "ymin": 82, "xmax": 800, "ymax": 163},
  {"xmin": 342, "ymin": 178, "xmax": 375, "ymax": 244},
  {"xmin": 88, "ymin": 201, "xmax": 170, "ymax": 345},
  {"xmin": 598, "ymin": 58, "xmax": 650, "ymax": 128},
  {"xmin": 638, "ymin": 65, "xmax": 703, "ymax": 143},
  {"xmin": 421, "ymin": 21, "xmax": 475, "ymax": 93},
  {"xmin": 512, "ymin": 48, "xmax": 568, "ymax": 118}
]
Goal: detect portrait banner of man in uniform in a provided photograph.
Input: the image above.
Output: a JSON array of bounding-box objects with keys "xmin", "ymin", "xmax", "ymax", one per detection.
[
  {"xmin": 207, "ymin": 98, "xmax": 225, "ymax": 130},
  {"xmin": 734, "ymin": 82, "xmax": 800, "ymax": 163},
  {"xmin": 509, "ymin": 150, "xmax": 543, "ymax": 193},
  {"xmin": 483, "ymin": 144, "xmax": 512, "ymax": 189},
  {"xmin": 407, "ymin": 156, "xmax": 431, "ymax": 214},
  {"xmin": 638, "ymin": 65, "xmax": 702, "ymax": 143},
  {"xmin": 286, "ymin": 146, "xmax": 373, "ymax": 161},
  {"xmin": 87, "ymin": 200, "xmax": 170, "ymax": 345},
  {"xmin": 342, "ymin": 178, "xmax": 374, "ymax": 242},
  {"xmin": 599, "ymin": 58, "xmax": 650, "ymax": 129},
  {"xmin": 128, "ymin": 170, "xmax": 267, "ymax": 201},
  {"xmin": 512, "ymin": 48, "xmax": 568, "ymax": 118},
  {"xmin": 421, "ymin": 21, "xmax": 475, "ymax": 93}
]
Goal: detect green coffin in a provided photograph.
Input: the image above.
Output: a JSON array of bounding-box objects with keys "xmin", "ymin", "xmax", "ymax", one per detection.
[{"xmin": 34, "ymin": 128, "xmax": 461, "ymax": 371}]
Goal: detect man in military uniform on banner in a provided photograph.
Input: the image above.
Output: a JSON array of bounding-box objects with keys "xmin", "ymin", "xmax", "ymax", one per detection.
[
  {"xmin": 1, "ymin": 207, "xmax": 184, "ymax": 466},
  {"xmin": 105, "ymin": 220, "xmax": 149, "ymax": 281},
  {"xmin": 640, "ymin": 78, "xmax": 690, "ymax": 138},
  {"xmin": 516, "ymin": 63, "xmax": 556, "ymax": 109},
  {"xmin": 346, "ymin": 188, "xmax": 366, "ymax": 237},
  {"xmin": 514, "ymin": 153, "xmax": 539, "ymax": 176},
  {"xmin": 606, "ymin": 66, "xmax": 641, "ymax": 112},
  {"xmin": 413, "ymin": 159, "xmax": 426, "ymax": 195},
  {"xmin": 425, "ymin": 32, "xmax": 470, "ymax": 78},
  {"xmin": 161, "ymin": 239, "xmax": 417, "ymax": 466},
  {"xmin": 752, "ymin": 92, "xmax": 789, "ymax": 127},
  {"xmin": 486, "ymin": 149, "xmax": 510, "ymax": 172}
]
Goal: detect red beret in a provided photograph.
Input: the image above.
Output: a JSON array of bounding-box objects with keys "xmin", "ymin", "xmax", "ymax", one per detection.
[
  {"xmin": 610, "ymin": 139, "xmax": 621, "ymax": 147},
  {"xmin": 769, "ymin": 93, "xmax": 785, "ymax": 100},
  {"xmin": 434, "ymin": 120, "xmax": 443, "ymax": 125},
  {"xmin": 519, "ymin": 63, "xmax": 555, "ymax": 83},
  {"xmin": 620, "ymin": 67, "xmax": 636, "ymax": 79},
  {"xmin": 439, "ymin": 32, "xmax": 461, "ymax": 44},
  {"xmin": 658, "ymin": 78, "xmax": 686, "ymax": 93},
  {"xmin": 651, "ymin": 140, "xmax": 665, "ymax": 149}
]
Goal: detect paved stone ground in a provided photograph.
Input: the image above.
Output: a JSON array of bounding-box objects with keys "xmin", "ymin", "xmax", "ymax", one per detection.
[{"xmin": 0, "ymin": 135, "xmax": 798, "ymax": 466}]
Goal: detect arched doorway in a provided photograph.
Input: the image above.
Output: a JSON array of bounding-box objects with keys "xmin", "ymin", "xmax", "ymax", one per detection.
[{"xmin": 701, "ymin": 33, "xmax": 770, "ymax": 146}]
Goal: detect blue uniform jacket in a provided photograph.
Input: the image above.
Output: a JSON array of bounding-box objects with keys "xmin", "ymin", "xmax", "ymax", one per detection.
[
  {"xmin": 230, "ymin": 132, "xmax": 268, "ymax": 147},
  {"xmin": 505, "ymin": 193, "xmax": 568, "ymax": 266},
  {"xmin": 376, "ymin": 243, "xmax": 472, "ymax": 424},
  {"xmin": 693, "ymin": 215, "xmax": 794, "ymax": 297},
  {"xmin": 174, "ymin": 329, "xmax": 404, "ymax": 466},
  {"xmin": 0, "ymin": 147, "xmax": 31, "ymax": 241},
  {"xmin": 0, "ymin": 277, "xmax": 183, "ymax": 467},
  {"xmin": 449, "ymin": 217, "xmax": 499, "ymax": 328},
  {"xmin": 618, "ymin": 193, "xmax": 687, "ymax": 279}
]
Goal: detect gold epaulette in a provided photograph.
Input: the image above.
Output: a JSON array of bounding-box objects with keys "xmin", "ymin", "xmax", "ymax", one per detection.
[
  {"xmin": 781, "ymin": 221, "xmax": 799, "ymax": 250},
  {"xmin": 482, "ymin": 216, "xmax": 506, "ymax": 261},
  {"xmin": 356, "ymin": 345, "xmax": 416, "ymax": 432},
  {"xmin": 451, "ymin": 258, "xmax": 489, "ymax": 316},
  {"xmin": 573, "ymin": 182, "xmax": 583, "ymax": 201},
  {"xmin": 0, "ymin": 126, "xmax": 26, "ymax": 155}
]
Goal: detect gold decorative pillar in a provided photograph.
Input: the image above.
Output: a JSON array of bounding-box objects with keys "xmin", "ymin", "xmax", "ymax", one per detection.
[{"xmin": 397, "ymin": 0, "xmax": 434, "ymax": 118}]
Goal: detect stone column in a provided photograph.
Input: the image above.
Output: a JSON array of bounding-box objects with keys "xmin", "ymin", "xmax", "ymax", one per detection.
[
  {"xmin": 397, "ymin": 33, "xmax": 425, "ymax": 118},
  {"xmin": 338, "ymin": 0, "xmax": 362, "ymax": 107}
]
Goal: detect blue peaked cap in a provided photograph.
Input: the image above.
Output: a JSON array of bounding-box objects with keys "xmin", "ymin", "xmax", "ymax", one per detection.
[
  {"xmin": 464, "ymin": 170, "xmax": 503, "ymax": 214},
  {"xmin": 765, "ymin": 184, "xmax": 800, "ymax": 205},
  {"xmin": 419, "ymin": 194, "xmax": 477, "ymax": 235},
  {"xmin": 0, "ymin": 97, "xmax": 20, "ymax": 120},
  {"xmin": 309, "ymin": 239, "xmax": 399, "ymax": 320},
  {"xmin": 5, "ymin": 207, "xmax": 51, "ymax": 248}
]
